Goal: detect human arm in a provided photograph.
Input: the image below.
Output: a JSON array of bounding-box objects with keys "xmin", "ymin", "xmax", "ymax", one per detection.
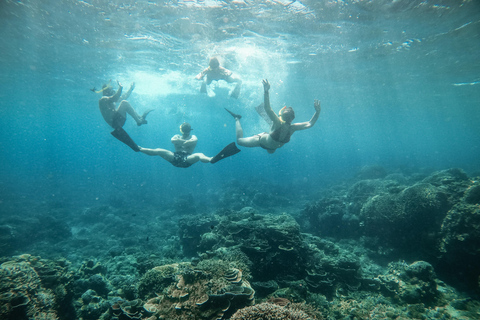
[
  {"xmin": 109, "ymin": 81, "xmax": 123, "ymax": 102},
  {"xmin": 182, "ymin": 135, "xmax": 198, "ymax": 149},
  {"xmin": 195, "ymin": 67, "xmax": 209, "ymax": 80},
  {"xmin": 171, "ymin": 134, "xmax": 198, "ymax": 153},
  {"xmin": 262, "ymin": 79, "xmax": 282, "ymax": 126},
  {"xmin": 120, "ymin": 82, "xmax": 135, "ymax": 100},
  {"xmin": 291, "ymin": 99, "xmax": 321, "ymax": 131}
]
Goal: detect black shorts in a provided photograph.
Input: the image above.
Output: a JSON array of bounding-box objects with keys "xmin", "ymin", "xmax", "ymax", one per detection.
[
  {"xmin": 112, "ymin": 112, "xmax": 126, "ymax": 129},
  {"xmin": 171, "ymin": 151, "xmax": 192, "ymax": 168}
]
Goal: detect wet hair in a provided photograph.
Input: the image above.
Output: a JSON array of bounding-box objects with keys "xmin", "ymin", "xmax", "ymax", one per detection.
[
  {"xmin": 280, "ymin": 107, "xmax": 295, "ymax": 123},
  {"xmin": 180, "ymin": 122, "xmax": 192, "ymax": 134},
  {"xmin": 209, "ymin": 57, "xmax": 220, "ymax": 69}
]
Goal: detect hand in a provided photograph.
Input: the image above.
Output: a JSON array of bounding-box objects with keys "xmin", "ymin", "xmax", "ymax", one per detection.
[
  {"xmin": 262, "ymin": 79, "xmax": 270, "ymax": 92},
  {"xmin": 314, "ymin": 99, "xmax": 321, "ymax": 112},
  {"xmin": 130, "ymin": 82, "xmax": 135, "ymax": 90},
  {"xmin": 116, "ymin": 80, "xmax": 123, "ymax": 88}
]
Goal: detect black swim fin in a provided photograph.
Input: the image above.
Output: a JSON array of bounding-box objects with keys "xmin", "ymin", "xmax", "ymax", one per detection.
[
  {"xmin": 210, "ymin": 142, "xmax": 241, "ymax": 164},
  {"xmin": 111, "ymin": 128, "xmax": 140, "ymax": 152},
  {"xmin": 225, "ymin": 108, "xmax": 242, "ymax": 120}
]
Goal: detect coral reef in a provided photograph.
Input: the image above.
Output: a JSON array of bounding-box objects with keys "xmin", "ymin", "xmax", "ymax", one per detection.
[
  {"xmin": 181, "ymin": 208, "xmax": 307, "ymax": 281},
  {"xmin": 230, "ymin": 302, "xmax": 317, "ymax": 320},
  {"xmin": 137, "ymin": 259, "xmax": 255, "ymax": 319},
  {"xmin": 1, "ymin": 168, "xmax": 480, "ymax": 320},
  {"xmin": 300, "ymin": 168, "xmax": 480, "ymax": 290},
  {"xmin": 360, "ymin": 182, "xmax": 449, "ymax": 253},
  {"xmin": 0, "ymin": 254, "xmax": 74, "ymax": 320},
  {"xmin": 438, "ymin": 179, "xmax": 480, "ymax": 291}
]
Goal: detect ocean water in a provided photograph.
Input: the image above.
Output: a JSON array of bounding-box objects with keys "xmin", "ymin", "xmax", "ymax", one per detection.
[
  {"xmin": 0, "ymin": 1, "xmax": 480, "ymax": 318},
  {"xmin": 1, "ymin": 0, "xmax": 478, "ymax": 208}
]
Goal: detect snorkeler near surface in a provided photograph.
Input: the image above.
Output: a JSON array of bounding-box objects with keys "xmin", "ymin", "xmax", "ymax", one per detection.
[
  {"xmin": 225, "ymin": 79, "xmax": 321, "ymax": 154},
  {"xmin": 96, "ymin": 80, "xmax": 153, "ymax": 152},
  {"xmin": 138, "ymin": 122, "xmax": 241, "ymax": 167},
  {"xmin": 195, "ymin": 57, "xmax": 242, "ymax": 99}
]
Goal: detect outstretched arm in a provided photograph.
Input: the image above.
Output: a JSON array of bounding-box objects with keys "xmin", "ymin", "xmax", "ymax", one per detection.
[
  {"xmin": 292, "ymin": 99, "xmax": 321, "ymax": 131},
  {"xmin": 120, "ymin": 82, "xmax": 135, "ymax": 100},
  {"xmin": 262, "ymin": 79, "xmax": 281, "ymax": 126},
  {"xmin": 109, "ymin": 81, "xmax": 123, "ymax": 102}
]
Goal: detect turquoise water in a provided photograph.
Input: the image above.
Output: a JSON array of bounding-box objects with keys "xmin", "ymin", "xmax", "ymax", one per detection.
[
  {"xmin": 1, "ymin": 1, "xmax": 480, "ymax": 319},
  {"xmin": 1, "ymin": 1, "xmax": 479, "ymax": 207}
]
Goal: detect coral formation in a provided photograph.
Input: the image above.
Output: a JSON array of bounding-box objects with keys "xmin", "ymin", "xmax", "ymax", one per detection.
[
  {"xmin": 181, "ymin": 208, "xmax": 307, "ymax": 281},
  {"xmin": 138, "ymin": 259, "xmax": 255, "ymax": 319},
  {"xmin": 0, "ymin": 254, "xmax": 74, "ymax": 320},
  {"xmin": 230, "ymin": 302, "xmax": 315, "ymax": 320},
  {"xmin": 1, "ymin": 168, "xmax": 480, "ymax": 320}
]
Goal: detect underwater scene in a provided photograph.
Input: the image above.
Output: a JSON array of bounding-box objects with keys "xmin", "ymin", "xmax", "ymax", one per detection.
[{"xmin": 1, "ymin": 0, "xmax": 480, "ymax": 319}]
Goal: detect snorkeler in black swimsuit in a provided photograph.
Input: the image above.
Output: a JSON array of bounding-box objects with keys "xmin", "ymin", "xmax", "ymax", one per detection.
[{"xmin": 225, "ymin": 79, "xmax": 321, "ymax": 154}]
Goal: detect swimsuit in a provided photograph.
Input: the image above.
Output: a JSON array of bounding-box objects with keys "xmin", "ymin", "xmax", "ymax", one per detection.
[
  {"xmin": 111, "ymin": 111, "xmax": 126, "ymax": 129},
  {"xmin": 255, "ymin": 133, "xmax": 276, "ymax": 151},
  {"xmin": 270, "ymin": 127, "xmax": 292, "ymax": 143},
  {"xmin": 171, "ymin": 151, "xmax": 193, "ymax": 168}
]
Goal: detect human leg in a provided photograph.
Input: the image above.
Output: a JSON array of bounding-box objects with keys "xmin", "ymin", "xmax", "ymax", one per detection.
[
  {"xmin": 224, "ymin": 108, "xmax": 260, "ymax": 147},
  {"xmin": 234, "ymin": 118, "xmax": 263, "ymax": 147},
  {"xmin": 200, "ymin": 81, "xmax": 207, "ymax": 93},
  {"xmin": 117, "ymin": 100, "xmax": 147, "ymax": 126},
  {"xmin": 237, "ymin": 132, "xmax": 262, "ymax": 148},
  {"xmin": 227, "ymin": 76, "xmax": 242, "ymax": 99},
  {"xmin": 139, "ymin": 147, "xmax": 175, "ymax": 162},
  {"xmin": 187, "ymin": 153, "xmax": 212, "ymax": 165}
]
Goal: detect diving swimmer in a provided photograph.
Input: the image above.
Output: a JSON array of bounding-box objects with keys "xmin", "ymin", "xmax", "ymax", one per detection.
[
  {"xmin": 195, "ymin": 57, "xmax": 242, "ymax": 99},
  {"xmin": 225, "ymin": 79, "xmax": 321, "ymax": 154},
  {"xmin": 138, "ymin": 122, "xmax": 240, "ymax": 167},
  {"xmin": 97, "ymin": 80, "xmax": 153, "ymax": 151}
]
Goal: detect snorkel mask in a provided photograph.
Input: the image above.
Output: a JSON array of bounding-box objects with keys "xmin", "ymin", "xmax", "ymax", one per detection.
[{"xmin": 91, "ymin": 80, "xmax": 113, "ymax": 95}]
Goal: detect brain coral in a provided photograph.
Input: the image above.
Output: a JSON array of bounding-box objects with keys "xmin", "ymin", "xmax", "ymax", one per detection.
[
  {"xmin": 230, "ymin": 302, "xmax": 314, "ymax": 320},
  {"xmin": 140, "ymin": 259, "xmax": 255, "ymax": 320}
]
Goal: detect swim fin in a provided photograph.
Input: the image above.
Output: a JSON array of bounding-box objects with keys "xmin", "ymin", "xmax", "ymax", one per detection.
[
  {"xmin": 111, "ymin": 128, "xmax": 140, "ymax": 152},
  {"xmin": 255, "ymin": 102, "xmax": 273, "ymax": 126},
  {"xmin": 210, "ymin": 142, "xmax": 241, "ymax": 164},
  {"xmin": 224, "ymin": 108, "xmax": 242, "ymax": 120}
]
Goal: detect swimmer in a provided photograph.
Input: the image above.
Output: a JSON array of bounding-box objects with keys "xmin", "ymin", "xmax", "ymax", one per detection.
[
  {"xmin": 139, "ymin": 123, "xmax": 240, "ymax": 167},
  {"xmin": 225, "ymin": 79, "xmax": 321, "ymax": 154},
  {"xmin": 97, "ymin": 80, "xmax": 153, "ymax": 151},
  {"xmin": 195, "ymin": 57, "xmax": 242, "ymax": 98}
]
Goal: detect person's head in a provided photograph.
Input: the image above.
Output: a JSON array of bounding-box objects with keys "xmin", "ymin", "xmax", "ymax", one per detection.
[
  {"xmin": 209, "ymin": 57, "xmax": 220, "ymax": 69},
  {"xmin": 180, "ymin": 122, "xmax": 192, "ymax": 135},
  {"xmin": 102, "ymin": 83, "xmax": 114, "ymax": 96},
  {"xmin": 279, "ymin": 106, "xmax": 295, "ymax": 123}
]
